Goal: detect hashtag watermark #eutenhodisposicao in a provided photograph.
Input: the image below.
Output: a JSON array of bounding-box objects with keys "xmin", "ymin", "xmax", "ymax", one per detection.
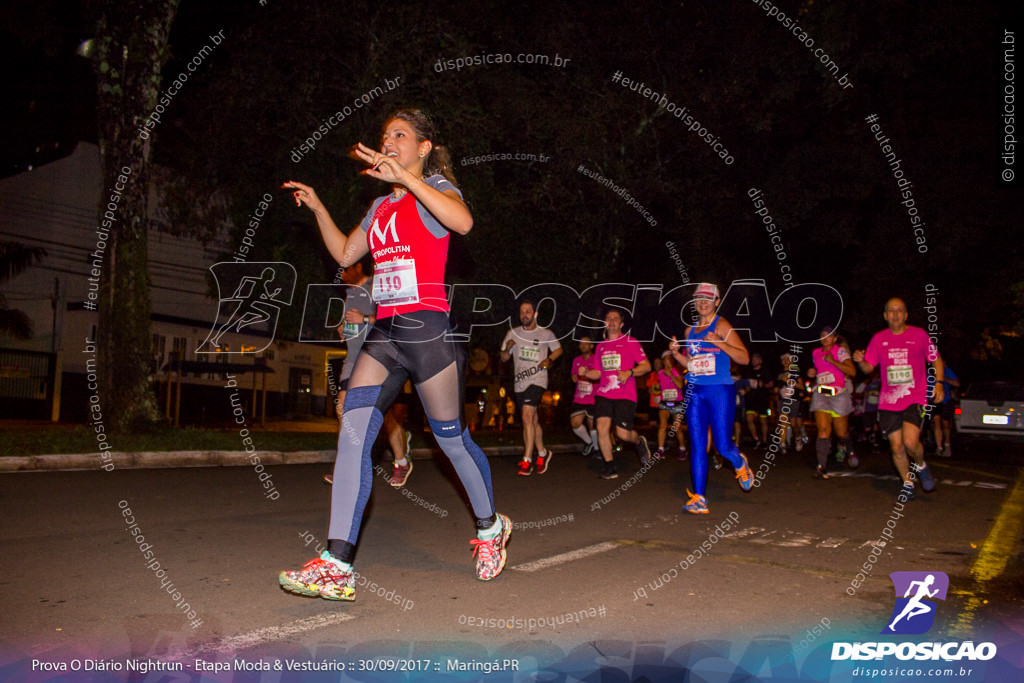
[{"xmin": 611, "ymin": 70, "xmax": 734, "ymax": 165}]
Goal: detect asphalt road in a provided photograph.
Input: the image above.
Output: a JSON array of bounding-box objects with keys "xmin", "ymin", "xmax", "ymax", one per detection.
[{"xmin": 2, "ymin": 440, "xmax": 1021, "ymax": 680}]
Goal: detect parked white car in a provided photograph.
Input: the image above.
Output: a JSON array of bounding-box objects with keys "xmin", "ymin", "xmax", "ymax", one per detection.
[{"xmin": 955, "ymin": 381, "xmax": 1024, "ymax": 440}]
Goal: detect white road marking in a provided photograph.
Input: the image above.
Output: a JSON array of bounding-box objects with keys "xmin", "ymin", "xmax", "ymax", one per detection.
[
  {"xmin": 776, "ymin": 532, "xmax": 817, "ymax": 547},
  {"xmin": 828, "ymin": 471, "xmax": 1006, "ymax": 489},
  {"xmin": 170, "ymin": 612, "xmax": 355, "ymax": 660},
  {"xmin": 723, "ymin": 526, "xmax": 767, "ymax": 540},
  {"xmin": 512, "ymin": 541, "xmax": 623, "ymax": 572},
  {"xmin": 726, "ymin": 526, "xmax": 850, "ymax": 549}
]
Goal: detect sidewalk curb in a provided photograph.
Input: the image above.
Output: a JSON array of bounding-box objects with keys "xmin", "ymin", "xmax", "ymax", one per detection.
[{"xmin": 0, "ymin": 443, "xmax": 585, "ymax": 473}]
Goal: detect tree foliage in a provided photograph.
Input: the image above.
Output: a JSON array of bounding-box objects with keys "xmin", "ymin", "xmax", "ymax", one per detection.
[{"xmin": 141, "ymin": 0, "xmax": 1016, "ymax": 364}]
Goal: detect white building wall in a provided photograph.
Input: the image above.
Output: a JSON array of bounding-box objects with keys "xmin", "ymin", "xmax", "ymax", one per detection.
[{"xmin": 0, "ymin": 142, "xmax": 334, "ymax": 407}]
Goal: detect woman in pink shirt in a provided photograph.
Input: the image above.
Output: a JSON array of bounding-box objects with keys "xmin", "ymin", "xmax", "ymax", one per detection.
[
  {"xmin": 654, "ymin": 351, "xmax": 686, "ymax": 459},
  {"xmin": 809, "ymin": 328, "xmax": 857, "ymax": 478}
]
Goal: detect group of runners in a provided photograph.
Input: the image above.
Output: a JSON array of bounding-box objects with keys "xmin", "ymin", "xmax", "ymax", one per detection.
[
  {"xmin": 277, "ymin": 108, "xmax": 946, "ymax": 603},
  {"xmin": 510, "ymin": 294, "xmax": 944, "ymax": 511}
]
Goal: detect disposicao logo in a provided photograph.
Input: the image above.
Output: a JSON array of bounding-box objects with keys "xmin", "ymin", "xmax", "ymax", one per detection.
[
  {"xmin": 831, "ymin": 570, "xmax": 997, "ymax": 662},
  {"xmin": 882, "ymin": 571, "xmax": 948, "ymax": 635}
]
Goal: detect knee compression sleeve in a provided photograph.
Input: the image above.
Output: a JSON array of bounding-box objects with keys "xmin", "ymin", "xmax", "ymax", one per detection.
[{"xmin": 429, "ymin": 417, "xmax": 495, "ymax": 524}]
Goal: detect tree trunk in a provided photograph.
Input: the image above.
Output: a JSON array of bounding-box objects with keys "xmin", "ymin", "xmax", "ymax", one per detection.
[{"xmin": 94, "ymin": 0, "xmax": 179, "ymax": 431}]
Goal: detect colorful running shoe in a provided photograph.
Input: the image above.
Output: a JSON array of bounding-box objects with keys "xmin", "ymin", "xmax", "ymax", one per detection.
[
  {"xmin": 470, "ymin": 513, "xmax": 511, "ymax": 581},
  {"xmin": 677, "ymin": 448, "xmax": 688, "ymax": 461},
  {"xmin": 637, "ymin": 436, "xmax": 651, "ymax": 467},
  {"xmin": 600, "ymin": 461, "xmax": 619, "ymax": 479},
  {"xmin": 390, "ymin": 459, "xmax": 413, "ymax": 487},
  {"xmin": 683, "ymin": 489, "xmax": 709, "ymax": 514},
  {"xmin": 535, "ymin": 450, "xmax": 551, "ymax": 474},
  {"xmin": 898, "ymin": 480, "xmax": 916, "ymax": 502},
  {"xmin": 814, "ymin": 466, "xmax": 830, "ymax": 480},
  {"xmin": 835, "ymin": 446, "xmax": 846, "ymax": 464},
  {"xmin": 279, "ymin": 551, "xmax": 355, "ymax": 601},
  {"xmin": 517, "ymin": 458, "xmax": 534, "ymax": 476},
  {"xmin": 322, "ymin": 473, "xmax": 333, "ymax": 485},
  {"xmin": 735, "ymin": 453, "xmax": 754, "ymax": 491},
  {"xmin": 582, "ymin": 441, "xmax": 596, "ymax": 457},
  {"xmin": 915, "ymin": 463, "xmax": 936, "ymax": 493}
]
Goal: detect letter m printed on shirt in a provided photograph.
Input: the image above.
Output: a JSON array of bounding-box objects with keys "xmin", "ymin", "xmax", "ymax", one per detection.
[{"xmin": 369, "ymin": 212, "xmax": 399, "ymax": 249}]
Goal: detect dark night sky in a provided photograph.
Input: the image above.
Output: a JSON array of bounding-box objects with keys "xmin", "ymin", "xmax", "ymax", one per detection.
[{"xmin": 3, "ymin": 0, "xmax": 1021, "ymax": 375}]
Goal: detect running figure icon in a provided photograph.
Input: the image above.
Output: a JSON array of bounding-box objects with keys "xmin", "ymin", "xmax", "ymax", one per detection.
[
  {"xmin": 209, "ymin": 267, "xmax": 283, "ymax": 345},
  {"xmin": 882, "ymin": 570, "xmax": 949, "ymax": 635},
  {"xmin": 198, "ymin": 263, "xmax": 297, "ymax": 354},
  {"xmin": 887, "ymin": 574, "xmax": 938, "ymax": 631}
]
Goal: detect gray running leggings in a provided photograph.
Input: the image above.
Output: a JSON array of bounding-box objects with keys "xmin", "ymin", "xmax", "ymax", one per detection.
[{"xmin": 328, "ymin": 312, "xmax": 496, "ymax": 546}]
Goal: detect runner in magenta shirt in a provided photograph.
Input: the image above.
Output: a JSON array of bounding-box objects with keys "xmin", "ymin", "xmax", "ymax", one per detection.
[
  {"xmin": 595, "ymin": 333, "xmax": 647, "ymax": 401},
  {"xmin": 812, "ymin": 343, "xmax": 852, "ymax": 393},
  {"xmin": 854, "ymin": 297, "xmax": 944, "ymax": 500},
  {"xmin": 569, "ymin": 337, "xmax": 599, "ymax": 456},
  {"xmin": 579, "ymin": 309, "xmax": 651, "ymax": 479},
  {"xmin": 863, "ymin": 328, "xmax": 936, "ymax": 411},
  {"xmin": 572, "ymin": 351, "xmax": 597, "ymax": 406},
  {"xmin": 809, "ymin": 329, "xmax": 857, "ymax": 478},
  {"xmin": 657, "ymin": 360, "xmax": 684, "ymax": 402},
  {"xmin": 654, "ymin": 352, "xmax": 686, "ymax": 459}
]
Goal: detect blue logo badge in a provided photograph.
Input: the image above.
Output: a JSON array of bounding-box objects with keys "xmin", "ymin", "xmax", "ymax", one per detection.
[{"xmin": 882, "ymin": 571, "xmax": 948, "ymax": 635}]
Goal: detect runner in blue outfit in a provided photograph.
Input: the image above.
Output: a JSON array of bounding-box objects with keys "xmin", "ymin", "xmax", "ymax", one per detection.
[{"xmin": 669, "ymin": 283, "xmax": 755, "ymax": 514}]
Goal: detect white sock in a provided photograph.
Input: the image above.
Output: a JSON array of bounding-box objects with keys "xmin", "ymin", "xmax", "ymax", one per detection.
[
  {"xmin": 325, "ymin": 553, "xmax": 352, "ymax": 572},
  {"xmin": 572, "ymin": 424, "xmax": 591, "ymax": 443},
  {"xmin": 393, "ymin": 456, "xmax": 408, "ymax": 466},
  {"xmin": 478, "ymin": 517, "xmax": 502, "ymax": 540}
]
